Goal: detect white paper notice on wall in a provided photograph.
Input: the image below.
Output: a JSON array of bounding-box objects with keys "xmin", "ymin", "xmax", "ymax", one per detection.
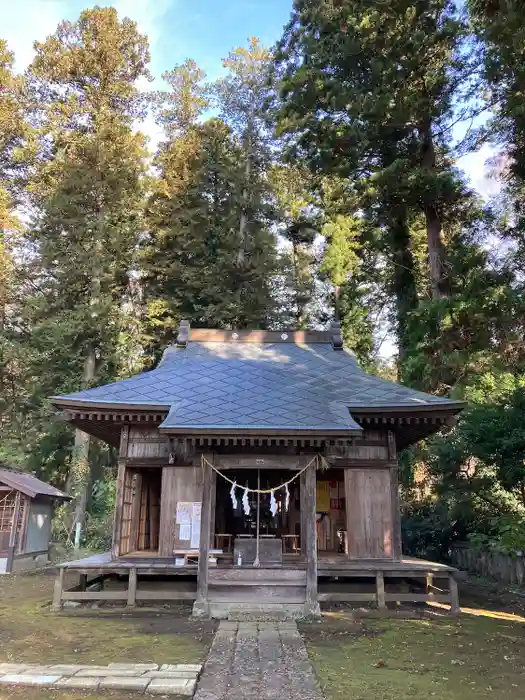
[
  {"xmin": 176, "ymin": 502, "xmax": 192, "ymax": 524},
  {"xmin": 190, "ymin": 502, "xmax": 202, "ymax": 548},
  {"xmin": 179, "ymin": 522, "xmax": 191, "ymax": 541}
]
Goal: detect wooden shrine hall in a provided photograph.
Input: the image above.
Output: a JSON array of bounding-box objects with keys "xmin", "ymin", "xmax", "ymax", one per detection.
[{"xmin": 50, "ymin": 322, "xmax": 464, "ymax": 617}]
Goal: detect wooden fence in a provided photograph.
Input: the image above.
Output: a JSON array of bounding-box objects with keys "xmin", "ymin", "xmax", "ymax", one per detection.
[{"xmin": 451, "ymin": 544, "xmax": 525, "ymax": 587}]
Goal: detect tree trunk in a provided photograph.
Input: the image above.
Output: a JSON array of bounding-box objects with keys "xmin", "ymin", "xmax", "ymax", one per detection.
[
  {"xmin": 70, "ymin": 350, "xmax": 96, "ymax": 532},
  {"xmin": 420, "ymin": 120, "xmax": 448, "ymax": 298},
  {"xmin": 388, "ymin": 205, "xmax": 418, "ymax": 365},
  {"xmin": 237, "ymin": 125, "xmax": 252, "ymax": 266},
  {"xmin": 70, "ymin": 230, "xmax": 102, "ymax": 533}
]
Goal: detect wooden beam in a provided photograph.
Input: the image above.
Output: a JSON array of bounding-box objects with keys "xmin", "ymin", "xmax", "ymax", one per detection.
[
  {"xmin": 195, "ymin": 455, "xmax": 213, "ymax": 614},
  {"xmin": 52, "ymin": 568, "xmax": 64, "ymax": 612},
  {"xmin": 303, "ymin": 457, "xmax": 319, "ymax": 614},
  {"xmin": 449, "ymin": 575, "xmax": 460, "ymax": 615},
  {"xmin": 127, "ymin": 568, "xmax": 137, "ymax": 607}
]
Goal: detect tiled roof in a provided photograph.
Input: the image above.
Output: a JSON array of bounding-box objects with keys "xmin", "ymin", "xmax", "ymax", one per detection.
[
  {"xmin": 0, "ymin": 465, "xmax": 70, "ymax": 500},
  {"xmin": 52, "ymin": 335, "xmax": 462, "ymax": 435}
]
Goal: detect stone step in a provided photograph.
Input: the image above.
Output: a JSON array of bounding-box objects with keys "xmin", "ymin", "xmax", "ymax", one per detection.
[{"xmin": 208, "ymin": 602, "xmax": 315, "ymax": 620}]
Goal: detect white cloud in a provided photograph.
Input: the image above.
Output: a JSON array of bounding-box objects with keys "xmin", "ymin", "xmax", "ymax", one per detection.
[
  {"xmin": 457, "ymin": 143, "xmax": 501, "ymax": 200},
  {"xmin": 3, "ymin": 1, "xmax": 68, "ymax": 70}
]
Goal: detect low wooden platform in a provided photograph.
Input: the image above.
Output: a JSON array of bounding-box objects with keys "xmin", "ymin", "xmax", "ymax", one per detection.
[{"xmin": 52, "ymin": 552, "xmax": 460, "ymax": 613}]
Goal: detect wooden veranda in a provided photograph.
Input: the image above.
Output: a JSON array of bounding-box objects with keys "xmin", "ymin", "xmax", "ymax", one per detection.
[{"xmin": 53, "ymin": 550, "xmax": 460, "ymax": 612}]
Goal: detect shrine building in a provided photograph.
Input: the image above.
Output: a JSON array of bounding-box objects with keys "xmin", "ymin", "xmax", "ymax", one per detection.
[{"xmin": 50, "ymin": 321, "xmax": 464, "ymax": 617}]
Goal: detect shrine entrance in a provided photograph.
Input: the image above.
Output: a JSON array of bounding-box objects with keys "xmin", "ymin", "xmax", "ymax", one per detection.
[{"xmin": 214, "ymin": 468, "xmax": 301, "ymax": 562}]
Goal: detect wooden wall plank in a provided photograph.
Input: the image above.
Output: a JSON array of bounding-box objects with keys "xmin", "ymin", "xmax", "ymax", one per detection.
[
  {"xmin": 128, "ymin": 428, "xmax": 169, "ymax": 459},
  {"xmin": 344, "ymin": 469, "xmax": 394, "ymax": 559},
  {"xmin": 159, "ymin": 466, "xmax": 203, "ymax": 556}
]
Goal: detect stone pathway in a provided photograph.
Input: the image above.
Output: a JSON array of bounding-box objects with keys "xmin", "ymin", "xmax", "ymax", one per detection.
[
  {"xmin": 194, "ymin": 621, "xmax": 324, "ymax": 700},
  {"xmin": 0, "ymin": 662, "xmax": 201, "ymax": 695}
]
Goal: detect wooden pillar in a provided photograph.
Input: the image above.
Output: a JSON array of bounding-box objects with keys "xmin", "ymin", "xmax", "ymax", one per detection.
[
  {"xmin": 79, "ymin": 574, "xmax": 88, "ymax": 592},
  {"xmin": 127, "ymin": 568, "xmax": 137, "ymax": 607},
  {"xmin": 388, "ymin": 431, "xmax": 403, "ymax": 560},
  {"xmin": 193, "ymin": 455, "xmax": 213, "ymax": 617},
  {"xmin": 303, "ymin": 457, "xmax": 320, "ymax": 615},
  {"xmin": 300, "ymin": 470, "xmax": 307, "ymax": 560},
  {"xmin": 52, "ymin": 568, "xmax": 64, "ymax": 612},
  {"xmin": 209, "ymin": 469, "xmax": 217, "ymax": 549},
  {"xmin": 376, "ymin": 571, "xmax": 386, "ymax": 610},
  {"xmin": 6, "ymin": 490, "xmax": 21, "ymax": 574},
  {"xmin": 111, "ymin": 426, "xmax": 129, "ymax": 559}
]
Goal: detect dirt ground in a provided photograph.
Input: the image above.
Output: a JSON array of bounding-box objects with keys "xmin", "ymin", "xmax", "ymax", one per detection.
[{"xmin": 301, "ymin": 581, "xmax": 525, "ymax": 700}]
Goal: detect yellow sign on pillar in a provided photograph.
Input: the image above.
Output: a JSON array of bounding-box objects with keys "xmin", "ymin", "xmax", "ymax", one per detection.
[{"xmin": 316, "ymin": 481, "xmax": 330, "ymax": 512}]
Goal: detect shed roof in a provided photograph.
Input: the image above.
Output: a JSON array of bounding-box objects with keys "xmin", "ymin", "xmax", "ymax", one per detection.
[
  {"xmin": 0, "ymin": 465, "xmax": 70, "ymax": 501},
  {"xmin": 51, "ymin": 326, "xmax": 464, "ymax": 437}
]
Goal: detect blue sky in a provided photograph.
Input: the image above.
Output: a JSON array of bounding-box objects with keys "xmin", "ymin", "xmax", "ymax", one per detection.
[{"xmin": 3, "ymin": 0, "xmax": 494, "ymax": 196}]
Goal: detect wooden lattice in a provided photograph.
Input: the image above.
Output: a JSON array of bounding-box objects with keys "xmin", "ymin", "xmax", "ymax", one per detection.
[{"xmin": 0, "ymin": 490, "xmax": 25, "ymax": 552}]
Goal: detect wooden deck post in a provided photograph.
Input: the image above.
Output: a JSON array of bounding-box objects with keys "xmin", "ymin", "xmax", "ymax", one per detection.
[
  {"xmin": 303, "ymin": 456, "xmax": 320, "ymax": 616},
  {"xmin": 376, "ymin": 571, "xmax": 386, "ymax": 610},
  {"xmin": 193, "ymin": 454, "xmax": 213, "ymax": 617},
  {"xmin": 52, "ymin": 568, "xmax": 64, "ymax": 612},
  {"xmin": 449, "ymin": 574, "xmax": 460, "ymax": 615},
  {"xmin": 127, "ymin": 568, "xmax": 137, "ymax": 607}
]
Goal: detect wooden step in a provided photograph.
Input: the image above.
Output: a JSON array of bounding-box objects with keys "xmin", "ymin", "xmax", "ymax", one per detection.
[
  {"xmin": 210, "ymin": 579, "xmax": 303, "ymax": 587},
  {"xmin": 209, "ymin": 568, "xmax": 306, "ymax": 583},
  {"xmin": 208, "ymin": 583, "xmax": 306, "ymax": 604}
]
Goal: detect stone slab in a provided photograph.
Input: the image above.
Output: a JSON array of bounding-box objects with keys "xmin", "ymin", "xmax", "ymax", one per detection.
[
  {"xmin": 148, "ymin": 678, "xmax": 193, "ymax": 695},
  {"xmin": 0, "ymin": 674, "xmax": 61, "ymax": 685},
  {"xmin": 0, "ymin": 665, "xmax": 30, "ymax": 674},
  {"xmin": 47, "ymin": 665, "xmax": 86, "ymax": 675},
  {"xmin": 56, "ymin": 676, "xmax": 102, "ymax": 689},
  {"xmin": 145, "ymin": 671, "xmax": 198, "ymax": 679},
  {"xmin": 108, "ymin": 663, "xmax": 159, "ymax": 671},
  {"xmin": 161, "ymin": 664, "xmax": 202, "ymax": 672},
  {"xmin": 80, "ymin": 668, "xmax": 143, "ymax": 677},
  {"xmin": 100, "ymin": 676, "xmax": 151, "ymax": 691}
]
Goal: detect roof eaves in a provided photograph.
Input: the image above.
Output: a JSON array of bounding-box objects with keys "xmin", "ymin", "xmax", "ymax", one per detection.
[
  {"xmin": 51, "ymin": 398, "xmax": 171, "ymax": 411},
  {"xmin": 348, "ymin": 401, "xmax": 466, "ymax": 413}
]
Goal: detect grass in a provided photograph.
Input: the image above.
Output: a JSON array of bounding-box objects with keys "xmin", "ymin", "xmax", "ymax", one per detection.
[
  {"xmin": 0, "ymin": 570, "xmax": 215, "ymax": 667},
  {"xmin": 302, "ymin": 601, "xmax": 525, "ymax": 700}
]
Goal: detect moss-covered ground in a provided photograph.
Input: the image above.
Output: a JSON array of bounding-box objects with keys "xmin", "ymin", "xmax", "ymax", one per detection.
[
  {"xmin": 301, "ymin": 588, "xmax": 525, "ymax": 700},
  {"xmin": 0, "ymin": 570, "xmax": 215, "ymax": 666}
]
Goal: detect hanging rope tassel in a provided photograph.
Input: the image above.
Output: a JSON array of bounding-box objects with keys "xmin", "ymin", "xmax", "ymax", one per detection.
[
  {"xmin": 230, "ymin": 481, "xmax": 238, "ymax": 510},
  {"xmin": 284, "ymin": 483, "xmax": 290, "ymax": 513},
  {"xmin": 242, "ymin": 487, "xmax": 250, "ymax": 515},
  {"xmin": 269, "ymin": 490, "xmax": 278, "ymax": 517}
]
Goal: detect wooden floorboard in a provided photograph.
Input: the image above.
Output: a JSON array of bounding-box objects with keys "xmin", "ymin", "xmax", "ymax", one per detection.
[{"xmin": 60, "ymin": 551, "xmax": 456, "ymax": 576}]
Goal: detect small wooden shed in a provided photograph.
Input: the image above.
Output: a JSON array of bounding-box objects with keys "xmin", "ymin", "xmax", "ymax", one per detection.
[{"xmin": 0, "ymin": 465, "xmax": 70, "ymax": 574}]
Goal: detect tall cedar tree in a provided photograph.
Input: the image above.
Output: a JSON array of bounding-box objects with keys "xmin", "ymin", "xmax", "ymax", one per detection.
[
  {"xmin": 469, "ymin": 0, "xmax": 525, "ymax": 254},
  {"xmin": 25, "ymin": 8, "xmax": 150, "ymax": 529},
  {"xmin": 270, "ymin": 163, "xmax": 321, "ymax": 328},
  {"xmin": 273, "ymin": 1, "xmax": 472, "ymax": 354},
  {"xmin": 213, "ymin": 38, "xmax": 278, "ymax": 326},
  {"xmin": 0, "ymin": 40, "xmax": 31, "ymax": 461}
]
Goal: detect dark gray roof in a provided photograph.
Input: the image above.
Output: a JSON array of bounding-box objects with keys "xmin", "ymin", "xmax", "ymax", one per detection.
[
  {"xmin": 52, "ymin": 334, "xmax": 462, "ymax": 435},
  {"xmin": 0, "ymin": 465, "xmax": 70, "ymax": 500}
]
